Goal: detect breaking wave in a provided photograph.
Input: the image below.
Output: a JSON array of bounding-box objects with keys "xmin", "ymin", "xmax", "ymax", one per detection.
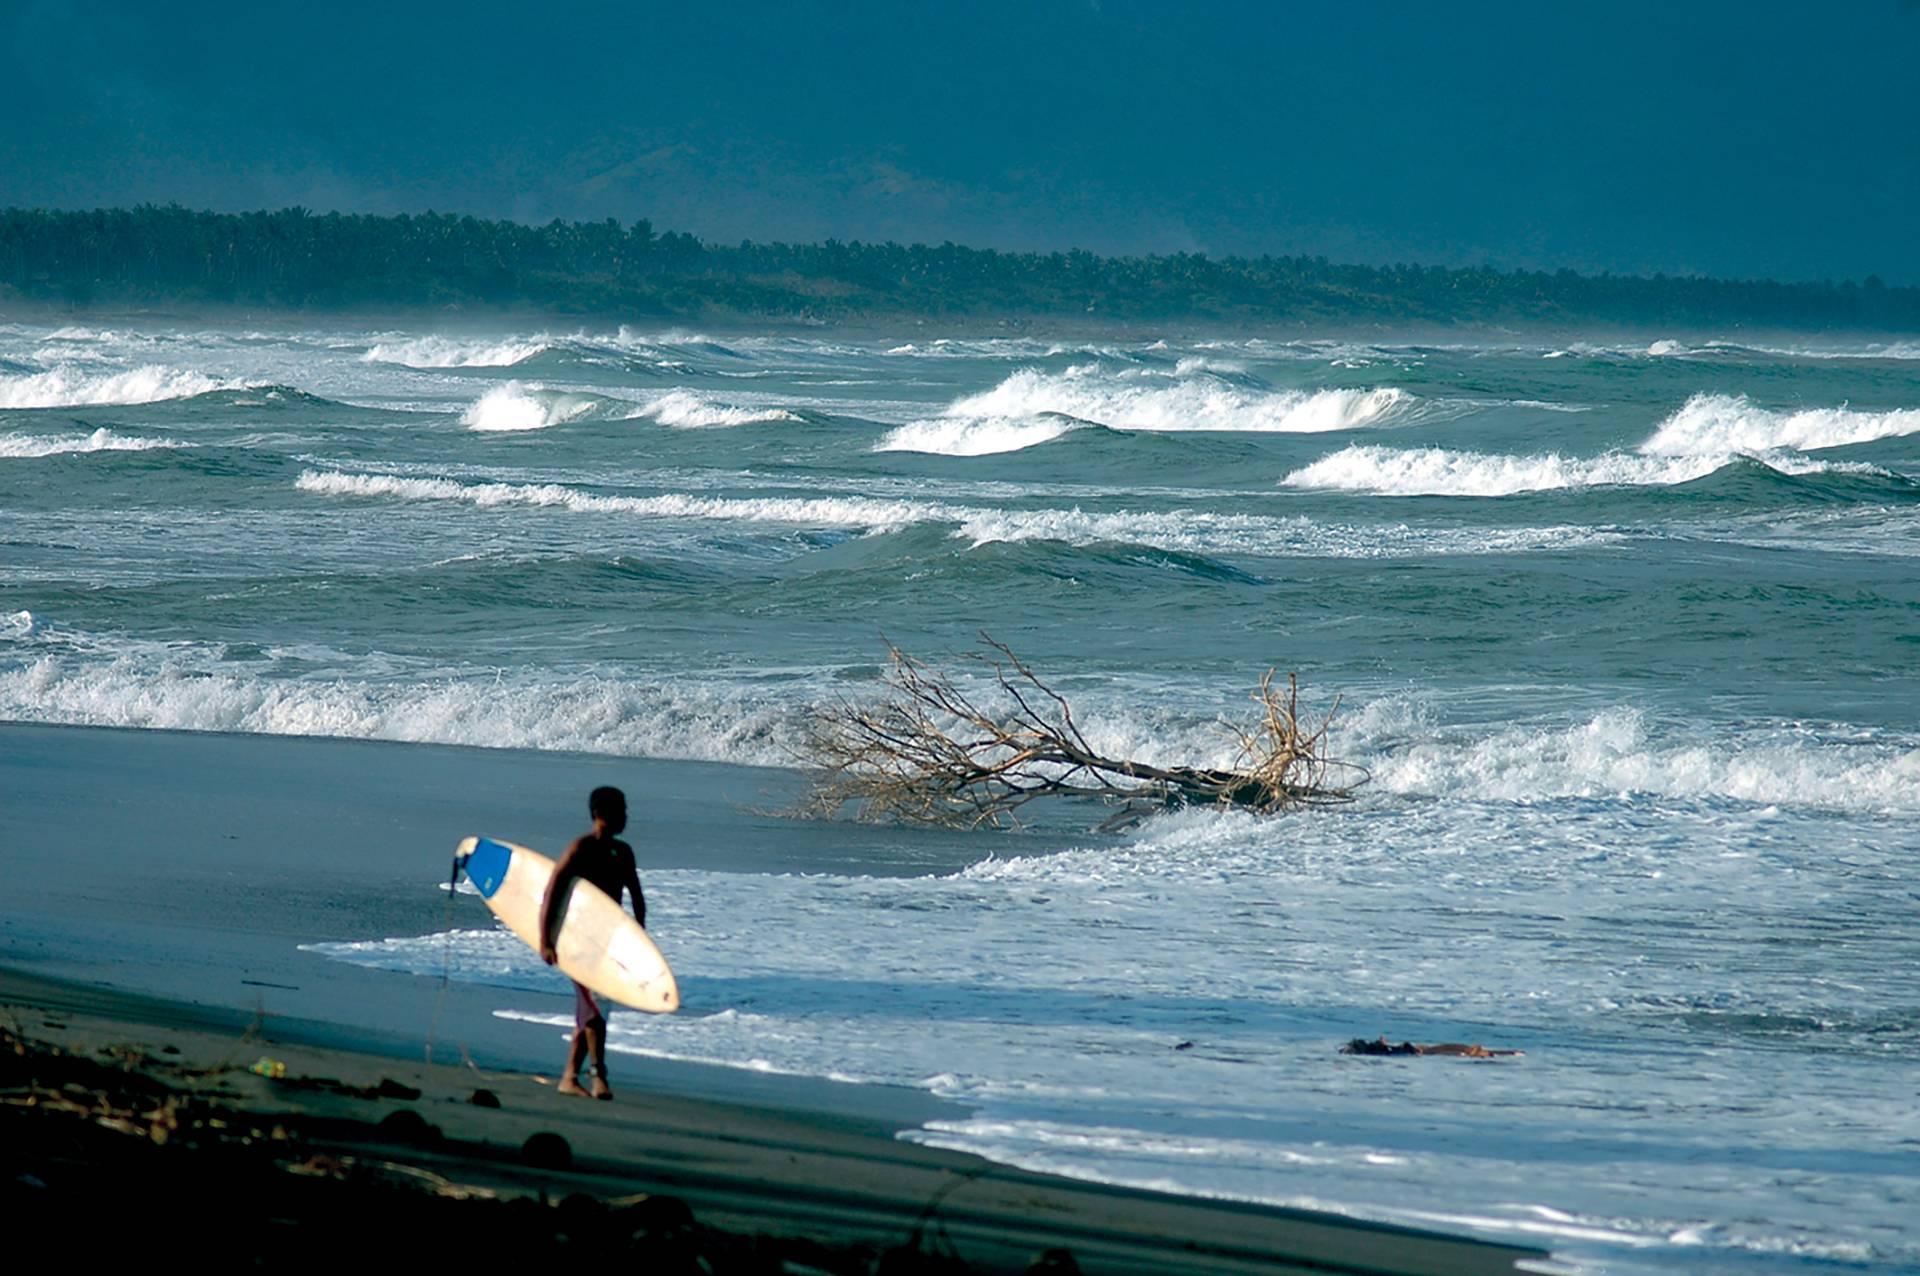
[
  {"xmin": 1366, "ymin": 707, "xmax": 1920, "ymax": 814},
  {"xmin": 876, "ymin": 415, "xmax": 1081, "ymax": 456},
  {"xmin": 362, "ymin": 335, "xmax": 551, "ymax": 367},
  {"xmin": 1640, "ymin": 393, "xmax": 1920, "ymax": 456},
  {"xmin": 0, "ymin": 427, "xmax": 186, "ymax": 458},
  {"xmin": 295, "ymin": 469, "xmax": 937, "ymax": 529},
  {"xmin": 460, "ymin": 381, "xmax": 620, "ymax": 431},
  {"xmin": 1280, "ymin": 445, "xmax": 1729, "ymax": 496},
  {"xmin": 636, "ymin": 389, "xmax": 800, "ymax": 428},
  {"xmin": 0, "ymin": 364, "xmax": 240, "ymax": 408},
  {"xmin": 0, "ymin": 650, "xmax": 799, "ymax": 767},
  {"xmin": 878, "ymin": 363, "xmax": 1415, "ymax": 455},
  {"xmin": 459, "ymin": 382, "xmax": 795, "ymax": 431},
  {"xmin": 294, "ymin": 468, "xmax": 1614, "ymax": 559},
  {"xmin": 1285, "ymin": 393, "xmax": 1914, "ymax": 495}
]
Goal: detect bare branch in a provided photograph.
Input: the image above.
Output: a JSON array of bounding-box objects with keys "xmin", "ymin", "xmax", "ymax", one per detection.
[{"xmin": 795, "ymin": 637, "xmax": 1367, "ymax": 829}]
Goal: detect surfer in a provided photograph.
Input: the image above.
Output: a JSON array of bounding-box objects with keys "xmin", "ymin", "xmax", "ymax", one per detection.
[
  {"xmin": 540, "ymin": 786, "xmax": 646, "ymax": 1099},
  {"xmin": 1341, "ymin": 1036, "xmax": 1523, "ymax": 1058}
]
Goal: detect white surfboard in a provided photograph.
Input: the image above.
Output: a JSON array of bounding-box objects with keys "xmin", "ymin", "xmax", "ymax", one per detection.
[{"xmin": 455, "ymin": 835, "xmax": 678, "ymax": 1013}]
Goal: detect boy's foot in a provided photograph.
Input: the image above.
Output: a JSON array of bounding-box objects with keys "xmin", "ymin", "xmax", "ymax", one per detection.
[
  {"xmin": 589, "ymin": 1074, "xmax": 613, "ymax": 1100},
  {"xmin": 557, "ymin": 1075, "xmax": 590, "ymax": 1098}
]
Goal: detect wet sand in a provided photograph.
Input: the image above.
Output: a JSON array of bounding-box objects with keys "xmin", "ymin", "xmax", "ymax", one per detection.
[{"xmin": 2, "ymin": 968, "xmax": 1543, "ymax": 1274}]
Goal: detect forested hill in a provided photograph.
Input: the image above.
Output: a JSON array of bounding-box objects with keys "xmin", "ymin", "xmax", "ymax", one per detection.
[{"xmin": 3, "ymin": 205, "xmax": 1915, "ymax": 330}]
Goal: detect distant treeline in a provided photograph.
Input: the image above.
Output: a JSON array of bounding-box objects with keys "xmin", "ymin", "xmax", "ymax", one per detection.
[{"xmin": 2, "ymin": 204, "xmax": 1916, "ymax": 330}]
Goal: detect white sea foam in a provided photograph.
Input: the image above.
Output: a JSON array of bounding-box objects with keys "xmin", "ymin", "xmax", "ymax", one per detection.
[
  {"xmin": 953, "ymin": 507, "xmax": 1619, "ymax": 558},
  {"xmin": 295, "ymin": 467, "xmax": 1616, "ymax": 559},
  {"xmin": 0, "ymin": 427, "xmax": 186, "ymax": 458},
  {"xmin": 460, "ymin": 381, "xmax": 609, "ymax": 431},
  {"xmin": 1364, "ymin": 707, "xmax": 1920, "ymax": 813},
  {"xmin": 880, "ymin": 364, "xmax": 1414, "ymax": 455},
  {"xmin": 1280, "ymin": 445, "xmax": 1727, "ymax": 496},
  {"xmin": 0, "ymin": 364, "xmax": 237, "ymax": 408},
  {"xmin": 636, "ymin": 389, "xmax": 800, "ymax": 428},
  {"xmin": 1639, "ymin": 392, "xmax": 1920, "ymax": 456},
  {"xmin": 876, "ymin": 415, "xmax": 1081, "ymax": 455},
  {"xmin": 1283, "ymin": 390, "xmax": 1919, "ymax": 496},
  {"xmin": 362, "ymin": 334, "xmax": 550, "ymax": 367},
  {"xmin": 295, "ymin": 469, "xmax": 938, "ymax": 529},
  {"xmin": 953, "ymin": 365, "xmax": 1414, "ymax": 434},
  {"xmin": 0, "ymin": 650, "xmax": 800, "ymax": 766}
]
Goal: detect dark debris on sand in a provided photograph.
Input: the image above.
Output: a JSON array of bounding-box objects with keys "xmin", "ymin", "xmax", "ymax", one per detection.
[{"xmin": 0, "ymin": 1024, "xmax": 1070, "ymax": 1275}]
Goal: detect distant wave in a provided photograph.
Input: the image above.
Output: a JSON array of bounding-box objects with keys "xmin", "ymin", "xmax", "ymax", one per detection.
[
  {"xmin": 296, "ymin": 467, "xmax": 1615, "ymax": 559},
  {"xmin": 296, "ymin": 469, "xmax": 936, "ymax": 528},
  {"xmin": 1641, "ymin": 393, "xmax": 1920, "ymax": 456},
  {"xmin": 952, "ymin": 365, "xmax": 1413, "ymax": 433},
  {"xmin": 876, "ymin": 414, "xmax": 1081, "ymax": 456},
  {"xmin": 0, "ymin": 364, "xmax": 241, "ymax": 409},
  {"xmin": 1553, "ymin": 338, "xmax": 1920, "ymax": 363},
  {"xmin": 879, "ymin": 362, "xmax": 1414, "ymax": 455},
  {"xmin": 460, "ymin": 382, "xmax": 797, "ymax": 431},
  {"xmin": 1280, "ymin": 445, "xmax": 1728, "ymax": 496},
  {"xmin": 460, "ymin": 381, "xmax": 618, "ymax": 431},
  {"xmin": 637, "ymin": 389, "xmax": 800, "ymax": 428},
  {"xmin": 0, "ymin": 427, "xmax": 186, "ymax": 458},
  {"xmin": 1286, "ymin": 392, "xmax": 1916, "ymax": 496},
  {"xmin": 362, "ymin": 335, "xmax": 551, "ymax": 367}
]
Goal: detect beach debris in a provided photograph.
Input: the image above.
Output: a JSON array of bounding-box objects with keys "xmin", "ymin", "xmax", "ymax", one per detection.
[
  {"xmin": 373, "ymin": 1076, "xmax": 421, "ymax": 1100},
  {"xmin": 374, "ymin": 1108, "xmax": 441, "ymax": 1145},
  {"xmin": 469, "ymin": 1087, "xmax": 501, "ymax": 1108},
  {"xmin": 1340, "ymin": 1036, "xmax": 1524, "ymax": 1058},
  {"xmin": 1, "ymin": 1023, "xmax": 966, "ymax": 1274},
  {"xmin": 799, "ymin": 636, "xmax": 1367, "ymax": 829},
  {"xmin": 248, "ymin": 1055, "xmax": 287, "ymax": 1078},
  {"xmin": 521, "ymin": 1129, "xmax": 573, "ymax": 1169}
]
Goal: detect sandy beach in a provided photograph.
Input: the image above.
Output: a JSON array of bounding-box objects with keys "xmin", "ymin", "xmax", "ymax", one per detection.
[{"xmin": 2, "ymin": 722, "xmax": 1546, "ymax": 1274}]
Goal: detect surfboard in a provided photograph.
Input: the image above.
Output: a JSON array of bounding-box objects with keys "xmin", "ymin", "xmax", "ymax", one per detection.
[{"xmin": 454, "ymin": 835, "xmax": 678, "ymax": 1014}]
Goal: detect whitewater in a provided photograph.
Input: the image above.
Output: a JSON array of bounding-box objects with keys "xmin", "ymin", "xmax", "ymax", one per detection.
[{"xmin": 4, "ymin": 318, "xmax": 1919, "ymax": 1274}]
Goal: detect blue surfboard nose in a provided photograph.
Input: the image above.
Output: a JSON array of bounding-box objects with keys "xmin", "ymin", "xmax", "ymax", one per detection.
[{"xmin": 461, "ymin": 837, "xmax": 514, "ymax": 898}]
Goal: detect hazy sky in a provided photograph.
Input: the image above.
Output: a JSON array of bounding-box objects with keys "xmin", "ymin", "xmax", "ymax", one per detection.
[{"xmin": 7, "ymin": 1, "xmax": 1918, "ymax": 282}]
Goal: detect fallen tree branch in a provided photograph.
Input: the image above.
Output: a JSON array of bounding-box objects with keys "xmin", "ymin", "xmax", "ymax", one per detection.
[{"xmin": 796, "ymin": 636, "xmax": 1368, "ymax": 829}]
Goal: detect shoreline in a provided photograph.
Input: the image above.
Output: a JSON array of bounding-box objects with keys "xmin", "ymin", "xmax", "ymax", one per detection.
[
  {"xmin": 0, "ymin": 718, "xmax": 1551, "ymax": 1271},
  {"xmin": 2, "ymin": 965, "xmax": 1545, "ymax": 1274}
]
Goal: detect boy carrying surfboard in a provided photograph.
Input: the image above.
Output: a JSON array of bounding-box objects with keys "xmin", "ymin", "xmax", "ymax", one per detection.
[{"xmin": 540, "ymin": 786, "xmax": 646, "ymax": 1099}]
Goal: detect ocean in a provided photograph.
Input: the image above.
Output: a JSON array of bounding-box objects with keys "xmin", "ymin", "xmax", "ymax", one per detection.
[{"xmin": 3, "ymin": 318, "xmax": 1917, "ymax": 1273}]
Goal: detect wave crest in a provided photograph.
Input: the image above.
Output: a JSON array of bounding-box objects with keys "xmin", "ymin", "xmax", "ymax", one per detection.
[
  {"xmin": 1640, "ymin": 393, "xmax": 1920, "ymax": 456},
  {"xmin": 460, "ymin": 381, "xmax": 609, "ymax": 431},
  {"xmin": 0, "ymin": 364, "xmax": 239, "ymax": 409},
  {"xmin": 1368, "ymin": 708, "xmax": 1920, "ymax": 814},
  {"xmin": 0, "ymin": 427, "xmax": 186, "ymax": 458},
  {"xmin": 295, "ymin": 469, "xmax": 935, "ymax": 529},
  {"xmin": 638, "ymin": 389, "xmax": 800, "ymax": 428},
  {"xmin": 1280, "ymin": 445, "xmax": 1729, "ymax": 496},
  {"xmin": 880, "ymin": 363, "xmax": 1415, "ymax": 456},
  {"xmin": 363, "ymin": 335, "xmax": 550, "ymax": 367}
]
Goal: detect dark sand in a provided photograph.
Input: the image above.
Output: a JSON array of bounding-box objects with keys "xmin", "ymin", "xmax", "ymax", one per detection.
[{"xmin": 1, "ymin": 723, "xmax": 1548, "ymax": 1273}]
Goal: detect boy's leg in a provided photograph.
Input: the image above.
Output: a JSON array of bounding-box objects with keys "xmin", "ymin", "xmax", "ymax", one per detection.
[
  {"xmin": 585, "ymin": 1018, "xmax": 612, "ymax": 1100},
  {"xmin": 558, "ymin": 983, "xmax": 599, "ymax": 1097}
]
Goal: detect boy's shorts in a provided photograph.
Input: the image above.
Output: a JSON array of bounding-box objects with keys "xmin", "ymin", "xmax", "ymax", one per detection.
[{"xmin": 573, "ymin": 981, "xmax": 604, "ymax": 1029}]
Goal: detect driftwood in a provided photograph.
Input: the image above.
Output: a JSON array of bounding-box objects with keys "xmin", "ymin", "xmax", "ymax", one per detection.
[{"xmin": 797, "ymin": 636, "xmax": 1367, "ymax": 830}]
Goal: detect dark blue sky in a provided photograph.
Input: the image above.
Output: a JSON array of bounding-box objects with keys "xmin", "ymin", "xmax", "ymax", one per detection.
[{"xmin": 7, "ymin": 1, "xmax": 1918, "ymax": 282}]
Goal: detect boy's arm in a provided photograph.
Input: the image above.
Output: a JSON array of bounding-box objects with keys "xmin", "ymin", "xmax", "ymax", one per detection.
[
  {"xmin": 625, "ymin": 859, "xmax": 648, "ymax": 932},
  {"xmin": 625, "ymin": 858, "xmax": 646, "ymax": 930},
  {"xmin": 539, "ymin": 839, "xmax": 586, "ymax": 964}
]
